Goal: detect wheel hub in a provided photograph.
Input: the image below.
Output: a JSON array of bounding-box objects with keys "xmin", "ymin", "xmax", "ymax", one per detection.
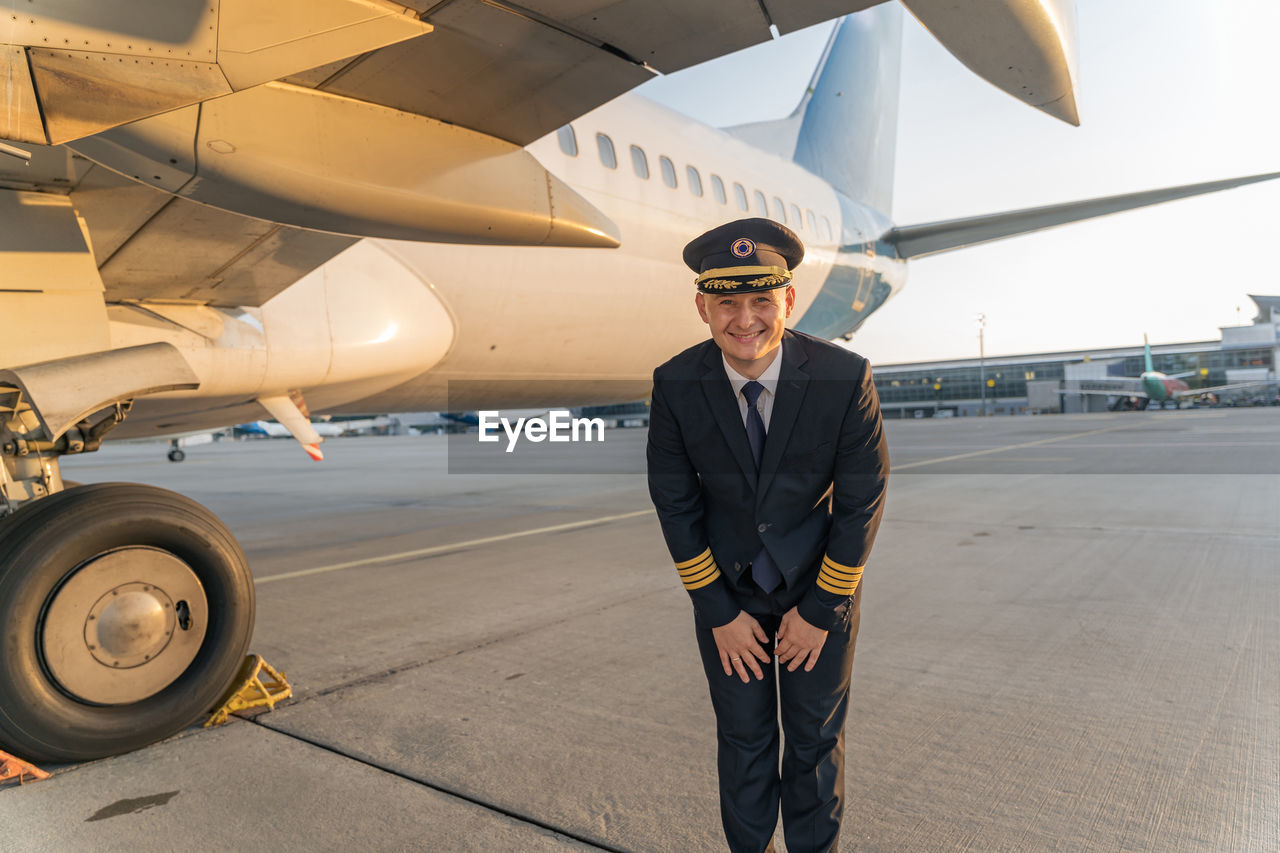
[
  {"xmin": 42, "ymin": 547, "xmax": 209, "ymax": 705},
  {"xmin": 88, "ymin": 584, "xmax": 175, "ymax": 668}
]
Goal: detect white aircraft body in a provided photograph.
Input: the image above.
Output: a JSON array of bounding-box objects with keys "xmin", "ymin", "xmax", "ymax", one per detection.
[{"xmin": 1, "ymin": 0, "xmax": 1276, "ymax": 762}]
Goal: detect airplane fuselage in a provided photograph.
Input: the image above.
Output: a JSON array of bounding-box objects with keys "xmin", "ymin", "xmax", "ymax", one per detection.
[
  {"xmin": 1140, "ymin": 371, "xmax": 1189, "ymax": 402},
  {"xmin": 110, "ymin": 94, "xmax": 907, "ymax": 437}
]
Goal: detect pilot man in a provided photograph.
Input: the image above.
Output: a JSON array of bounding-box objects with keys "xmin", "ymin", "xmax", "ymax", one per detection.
[{"xmin": 647, "ymin": 218, "xmax": 889, "ymax": 852}]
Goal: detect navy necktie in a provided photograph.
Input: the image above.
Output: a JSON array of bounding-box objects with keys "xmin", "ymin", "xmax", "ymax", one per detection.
[{"xmin": 741, "ymin": 381, "xmax": 781, "ymax": 593}]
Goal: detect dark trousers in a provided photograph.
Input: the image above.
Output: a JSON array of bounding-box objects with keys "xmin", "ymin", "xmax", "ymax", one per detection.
[{"xmin": 694, "ymin": 590, "xmax": 860, "ymax": 853}]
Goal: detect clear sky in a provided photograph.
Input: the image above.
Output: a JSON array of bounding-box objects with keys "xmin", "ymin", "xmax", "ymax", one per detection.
[{"xmin": 637, "ymin": 0, "xmax": 1280, "ymax": 365}]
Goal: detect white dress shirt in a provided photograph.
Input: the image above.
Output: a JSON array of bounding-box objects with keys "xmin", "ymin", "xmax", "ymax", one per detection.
[{"xmin": 722, "ymin": 342, "xmax": 783, "ymax": 431}]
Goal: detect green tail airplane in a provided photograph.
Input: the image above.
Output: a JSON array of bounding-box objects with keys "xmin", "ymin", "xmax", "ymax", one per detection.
[{"xmin": 1071, "ymin": 336, "xmax": 1271, "ymax": 409}]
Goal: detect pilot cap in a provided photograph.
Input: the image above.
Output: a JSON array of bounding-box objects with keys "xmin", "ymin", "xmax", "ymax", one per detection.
[{"xmin": 683, "ymin": 218, "xmax": 804, "ymax": 294}]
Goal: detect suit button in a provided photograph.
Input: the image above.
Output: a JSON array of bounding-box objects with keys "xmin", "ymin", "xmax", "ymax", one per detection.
[
  {"xmin": 757, "ymin": 523, "xmax": 767, "ymax": 533},
  {"xmin": 734, "ymin": 562, "xmax": 741, "ymax": 570}
]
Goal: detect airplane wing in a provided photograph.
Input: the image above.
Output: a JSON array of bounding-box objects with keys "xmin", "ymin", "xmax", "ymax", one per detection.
[
  {"xmin": 886, "ymin": 172, "xmax": 1280, "ymax": 259},
  {"xmin": 1, "ymin": 1, "xmax": 1077, "ymax": 150},
  {"xmin": 296, "ymin": 0, "xmax": 1080, "ymax": 144},
  {"xmin": 1174, "ymin": 381, "xmax": 1275, "ymax": 399},
  {"xmin": 1, "ymin": 0, "xmax": 1084, "ymax": 305}
]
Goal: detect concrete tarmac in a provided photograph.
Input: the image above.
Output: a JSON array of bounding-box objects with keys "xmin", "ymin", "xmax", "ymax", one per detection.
[{"xmin": 2, "ymin": 409, "xmax": 1277, "ymax": 851}]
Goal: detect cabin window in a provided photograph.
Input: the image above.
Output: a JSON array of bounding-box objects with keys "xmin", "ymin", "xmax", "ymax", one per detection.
[
  {"xmin": 630, "ymin": 145, "xmax": 649, "ymax": 179},
  {"xmin": 687, "ymin": 166, "xmax": 704, "ymax": 197},
  {"xmin": 772, "ymin": 197, "xmax": 786, "ymax": 222},
  {"xmin": 710, "ymin": 175, "xmax": 727, "ymax": 204},
  {"xmin": 659, "ymin": 156, "xmax": 678, "ymax": 188},
  {"xmin": 596, "ymin": 133, "xmax": 617, "ymax": 169},
  {"xmin": 807, "ymin": 209, "xmax": 818, "ymax": 235},
  {"xmin": 557, "ymin": 125, "xmax": 578, "ymax": 157},
  {"xmin": 753, "ymin": 190, "xmax": 768, "ymax": 215},
  {"xmin": 734, "ymin": 183, "xmax": 748, "ymax": 210},
  {"xmin": 790, "ymin": 204, "xmax": 803, "ymax": 228},
  {"xmin": 820, "ymin": 216, "xmax": 833, "ymax": 242}
]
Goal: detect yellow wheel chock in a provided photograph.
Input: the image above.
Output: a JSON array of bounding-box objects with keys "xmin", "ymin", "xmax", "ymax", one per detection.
[
  {"xmin": 0, "ymin": 751, "xmax": 50, "ymax": 786},
  {"xmin": 205, "ymin": 654, "xmax": 293, "ymax": 728}
]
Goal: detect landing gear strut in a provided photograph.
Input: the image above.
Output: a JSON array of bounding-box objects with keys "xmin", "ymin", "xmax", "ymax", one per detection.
[{"xmin": 168, "ymin": 439, "xmax": 186, "ymax": 463}]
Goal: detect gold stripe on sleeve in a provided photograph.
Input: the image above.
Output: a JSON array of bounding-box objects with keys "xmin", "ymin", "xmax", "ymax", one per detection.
[
  {"xmin": 674, "ymin": 548, "xmax": 713, "ymax": 570},
  {"xmin": 820, "ymin": 564, "xmax": 861, "ymax": 580},
  {"xmin": 673, "ymin": 548, "xmax": 722, "ymax": 590},
  {"xmin": 677, "ymin": 553, "xmax": 715, "ymax": 577},
  {"xmin": 684, "ymin": 565, "xmax": 722, "ymax": 590},
  {"xmin": 681, "ymin": 562, "xmax": 719, "ymax": 586},
  {"xmin": 822, "ymin": 555, "xmax": 864, "ymax": 575},
  {"xmin": 817, "ymin": 556, "xmax": 862, "ymax": 596},
  {"xmin": 816, "ymin": 572, "xmax": 859, "ymax": 595}
]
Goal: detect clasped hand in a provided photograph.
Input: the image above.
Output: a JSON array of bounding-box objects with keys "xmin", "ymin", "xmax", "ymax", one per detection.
[{"xmin": 712, "ymin": 607, "xmax": 828, "ymax": 683}]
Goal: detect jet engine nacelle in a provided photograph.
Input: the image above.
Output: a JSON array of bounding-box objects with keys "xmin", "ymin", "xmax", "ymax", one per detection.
[{"xmin": 107, "ymin": 241, "xmax": 455, "ymax": 436}]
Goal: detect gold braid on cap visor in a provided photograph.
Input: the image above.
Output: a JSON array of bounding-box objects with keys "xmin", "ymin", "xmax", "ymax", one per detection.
[{"xmin": 695, "ymin": 265, "xmax": 792, "ymax": 291}]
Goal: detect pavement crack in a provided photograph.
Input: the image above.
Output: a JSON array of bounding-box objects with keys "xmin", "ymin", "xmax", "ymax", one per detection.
[{"xmin": 245, "ymin": 716, "xmax": 633, "ymax": 853}]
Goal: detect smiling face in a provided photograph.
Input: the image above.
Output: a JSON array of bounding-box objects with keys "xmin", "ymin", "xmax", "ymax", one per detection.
[{"xmin": 695, "ymin": 285, "xmax": 795, "ymax": 379}]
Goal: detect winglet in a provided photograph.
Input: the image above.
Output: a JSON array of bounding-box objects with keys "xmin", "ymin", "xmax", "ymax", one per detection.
[{"xmin": 257, "ymin": 394, "xmax": 324, "ymax": 461}]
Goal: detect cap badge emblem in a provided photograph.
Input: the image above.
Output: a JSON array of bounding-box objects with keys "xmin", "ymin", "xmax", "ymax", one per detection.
[{"xmin": 730, "ymin": 238, "xmax": 755, "ymax": 258}]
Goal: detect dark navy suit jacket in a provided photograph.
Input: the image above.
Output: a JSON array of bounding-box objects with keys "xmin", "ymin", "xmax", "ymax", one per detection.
[{"xmin": 647, "ymin": 329, "xmax": 889, "ymax": 631}]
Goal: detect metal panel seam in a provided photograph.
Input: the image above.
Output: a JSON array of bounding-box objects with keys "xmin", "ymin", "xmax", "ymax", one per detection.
[{"xmin": 21, "ymin": 46, "xmax": 51, "ymax": 145}]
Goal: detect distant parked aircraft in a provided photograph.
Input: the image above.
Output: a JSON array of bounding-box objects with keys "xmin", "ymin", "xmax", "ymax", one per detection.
[{"xmin": 1071, "ymin": 336, "xmax": 1271, "ymax": 409}]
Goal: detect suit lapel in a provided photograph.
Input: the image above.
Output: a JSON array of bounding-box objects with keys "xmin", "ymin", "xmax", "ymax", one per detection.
[
  {"xmin": 758, "ymin": 332, "xmax": 810, "ymax": 503},
  {"xmin": 700, "ymin": 345, "xmax": 758, "ymax": 487}
]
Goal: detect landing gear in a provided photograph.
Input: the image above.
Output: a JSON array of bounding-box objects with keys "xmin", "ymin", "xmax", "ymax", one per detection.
[
  {"xmin": 1, "ymin": 346, "xmax": 252, "ymax": 762},
  {"xmin": 168, "ymin": 439, "xmax": 186, "ymax": 463},
  {"xmin": 0, "ymin": 484, "xmax": 254, "ymax": 762}
]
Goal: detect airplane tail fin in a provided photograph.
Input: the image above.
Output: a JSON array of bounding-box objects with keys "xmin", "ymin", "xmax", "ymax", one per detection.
[
  {"xmin": 724, "ymin": 7, "xmax": 904, "ymax": 215},
  {"xmin": 884, "ymin": 171, "xmax": 1280, "ymax": 260},
  {"xmin": 1143, "ymin": 334, "xmax": 1154, "ymax": 374}
]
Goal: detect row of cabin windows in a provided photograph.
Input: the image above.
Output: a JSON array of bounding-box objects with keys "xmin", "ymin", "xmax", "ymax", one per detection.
[{"xmin": 556, "ymin": 125, "xmax": 834, "ymax": 243}]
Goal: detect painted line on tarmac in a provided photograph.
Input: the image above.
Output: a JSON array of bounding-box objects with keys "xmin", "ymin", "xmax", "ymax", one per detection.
[
  {"xmin": 255, "ymin": 508, "xmax": 655, "ymax": 585},
  {"xmin": 894, "ymin": 422, "xmax": 1143, "ymax": 471}
]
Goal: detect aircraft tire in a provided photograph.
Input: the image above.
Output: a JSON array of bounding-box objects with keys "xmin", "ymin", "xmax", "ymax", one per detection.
[
  {"xmin": 0, "ymin": 483, "xmax": 254, "ymax": 762},
  {"xmin": 168, "ymin": 449, "xmax": 186, "ymax": 463}
]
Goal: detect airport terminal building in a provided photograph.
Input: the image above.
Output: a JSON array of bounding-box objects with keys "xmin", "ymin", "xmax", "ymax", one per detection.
[{"xmin": 873, "ymin": 295, "xmax": 1280, "ymax": 418}]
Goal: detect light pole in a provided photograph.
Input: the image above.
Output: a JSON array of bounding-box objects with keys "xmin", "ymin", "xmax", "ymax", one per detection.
[{"xmin": 976, "ymin": 313, "xmax": 987, "ymax": 416}]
